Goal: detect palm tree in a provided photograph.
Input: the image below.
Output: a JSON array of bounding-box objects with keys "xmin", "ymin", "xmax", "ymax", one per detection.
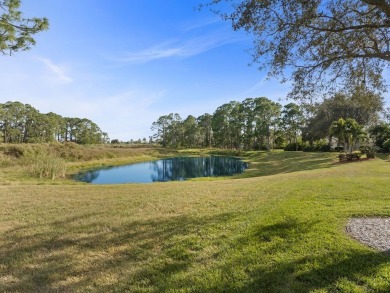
[
  {"xmin": 330, "ymin": 118, "xmax": 347, "ymax": 152},
  {"xmin": 344, "ymin": 118, "xmax": 362, "ymax": 153},
  {"xmin": 330, "ymin": 118, "xmax": 365, "ymax": 154}
]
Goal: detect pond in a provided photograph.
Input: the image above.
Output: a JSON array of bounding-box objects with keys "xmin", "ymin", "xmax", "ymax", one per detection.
[{"xmin": 74, "ymin": 156, "xmax": 248, "ymax": 184}]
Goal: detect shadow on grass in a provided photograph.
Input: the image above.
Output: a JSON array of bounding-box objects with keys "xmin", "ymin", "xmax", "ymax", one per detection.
[
  {"xmin": 226, "ymin": 250, "xmax": 390, "ymax": 293},
  {"xmin": 1, "ymin": 213, "xmax": 390, "ymax": 292},
  {"xmin": 158, "ymin": 149, "xmax": 338, "ymax": 179},
  {"xmin": 201, "ymin": 217, "xmax": 390, "ymax": 292},
  {"xmin": 236, "ymin": 151, "xmax": 337, "ymax": 178},
  {"xmin": 0, "ymin": 212, "xmax": 236, "ymax": 292}
]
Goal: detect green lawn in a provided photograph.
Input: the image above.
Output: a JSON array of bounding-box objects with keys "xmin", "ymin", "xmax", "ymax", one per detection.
[{"xmin": 1, "ymin": 150, "xmax": 390, "ymax": 292}]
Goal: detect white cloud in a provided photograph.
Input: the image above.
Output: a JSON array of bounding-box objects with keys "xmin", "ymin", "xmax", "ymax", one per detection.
[
  {"xmin": 118, "ymin": 32, "xmax": 243, "ymax": 63},
  {"xmin": 235, "ymin": 77, "xmax": 292, "ymax": 104},
  {"xmin": 36, "ymin": 57, "xmax": 73, "ymax": 84},
  {"xmin": 181, "ymin": 17, "xmax": 221, "ymax": 32},
  {"xmin": 238, "ymin": 77, "xmax": 268, "ymax": 97}
]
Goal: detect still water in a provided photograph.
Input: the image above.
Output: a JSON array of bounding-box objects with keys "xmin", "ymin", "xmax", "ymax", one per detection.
[{"xmin": 74, "ymin": 156, "xmax": 248, "ymax": 184}]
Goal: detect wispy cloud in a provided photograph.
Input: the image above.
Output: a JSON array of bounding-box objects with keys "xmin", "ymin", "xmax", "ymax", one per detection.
[
  {"xmin": 181, "ymin": 17, "xmax": 221, "ymax": 32},
  {"xmin": 36, "ymin": 57, "xmax": 73, "ymax": 84},
  {"xmin": 240, "ymin": 77, "xmax": 268, "ymax": 96},
  {"xmin": 236, "ymin": 77, "xmax": 291, "ymax": 103},
  {"xmin": 119, "ymin": 32, "xmax": 242, "ymax": 63}
]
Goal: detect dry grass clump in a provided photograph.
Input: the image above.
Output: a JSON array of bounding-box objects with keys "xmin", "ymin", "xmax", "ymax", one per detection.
[
  {"xmin": 0, "ymin": 143, "xmax": 162, "ymax": 164},
  {"xmin": 0, "ymin": 153, "xmax": 15, "ymax": 167},
  {"xmin": 24, "ymin": 151, "xmax": 66, "ymax": 180}
]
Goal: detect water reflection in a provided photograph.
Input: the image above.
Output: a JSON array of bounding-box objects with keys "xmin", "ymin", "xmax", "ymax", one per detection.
[{"xmin": 74, "ymin": 156, "xmax": 248, "ymax": 184}]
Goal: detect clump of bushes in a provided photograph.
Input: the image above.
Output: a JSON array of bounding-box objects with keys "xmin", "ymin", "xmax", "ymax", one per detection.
[
  {"xmin": 3, "ymin": 145, "xmax": 25, "ymax": 157},
  {"xmin": 338, "ymin": 151, "xmax": 362, "ymax": 162},
  {"xmin": 284, "ymin": 141, "xmax": 333, "ymax": 152},
  {"xmin": 359, "ymin": 146, "xmax": 377, "ymax": 159},
  {"xmin": 383, "ymin": 139, "xmax": 390, "ymax": 153},
  {"xmin": 302, "ymin": 140, "xmax": 331, "ymax": 152},
  {"xmin": 24, "ymin": 151, "xmax": 66, "ymax": 180},
  {"xmin": 284, "ymin": 142, "xmax": 303, "ymax": 151}
]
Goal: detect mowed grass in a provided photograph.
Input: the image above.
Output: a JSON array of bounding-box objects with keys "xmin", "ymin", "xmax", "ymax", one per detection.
[{"xmin": 1, "ymin": 151, "xmax": 390, "ymax": 292}]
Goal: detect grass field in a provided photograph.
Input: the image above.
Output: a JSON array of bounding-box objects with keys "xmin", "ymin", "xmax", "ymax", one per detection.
[{"xmin": 1, "ymin": 146, "xmax": 390, "ymax": 292}]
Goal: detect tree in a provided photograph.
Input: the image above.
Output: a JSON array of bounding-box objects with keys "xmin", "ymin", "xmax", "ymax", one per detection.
[
  {"xmin": 64, "ymin": 117, "xmax": 80, "ymax": 142},
  {"xmin": 0, "ymin": 0, "xmax": 49, "ymax": 55},
  {"xmin": 0, "ymin": 101, "xmax": 94, "ymax": 143},
  {"xmin": 102, "ymin": 132, "xmax": 110, "ymax": 144},
  {"xmin": 205, "ymin": 0, "xmax": 389, "ymax": 99},
  {"xmin": 151, "ymin": 113, "xmax": 182, "ymax": 147},
  {"xmin": 151, "ymin": 115, "xmax": 170, "ymax": 147},
  {"xmin": 0, "ymin": 101, "xmax": 107, "ymax": 144},
  {"xmin": 369, "ymin": 122, "xmax": 390, "ymax": 150},
  {"xmin": 197, "ymin": 113, "xmax": 213, "ymax": 148},
  {"xmin": 304, "ymin": 90, "xmax": 383, "ymax": 144},
  {"xmin": 23, "ymin": 104, "xmax": 44, "ymax": 142},
  {"xmin": 181, "ymin": 115, "xmax": 199, "ymax": 148},
  {"xmin": 253, "ymin": 97, "xmax": 281, "ymax": 151},
  {"xmin": 0, "ymin": 101, "xmax": 25, "ymax": 143},
  {"xmin": 165, "ymin": 113, "xmax": 183, "ymax": 147},
  {"xmin": 281, "ymin": 103, "xmax": 304, "ymax": 150},
  {"xmin": 330, "ymin": 118, "xmax": 366, "ymax": 153},
  {"xmin": 330, "ymin": 118, "xmax": 348, "ymax": 152},
  {"xmin": 46, "ymin": 112, "xmax": 66, "ymax": 142},
  {"xmin": 241, "ymin": 98, "xmax": 257, "ymax": 150},
  {"xmin": 212, "ymin": 101, "xmax": 243, "ymax": 149},
  {"xmin": 75, "ymin": 118, "xmax": 104, "ymax": 144}
]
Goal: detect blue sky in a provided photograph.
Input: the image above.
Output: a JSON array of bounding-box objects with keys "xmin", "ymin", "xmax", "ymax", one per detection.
[{"xmin": 1, "ymin": 1, "xmax": 388, "ymax": 141}]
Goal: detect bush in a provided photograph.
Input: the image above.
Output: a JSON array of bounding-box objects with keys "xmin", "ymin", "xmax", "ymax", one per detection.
[
  {"xmin": 284, "ymin": 142, "xmax": 302, "ymax": 151},
  {"xmin": 338, "ymin": 151, "xmax": 361, "ymax": 162},
  {"xmin": 3, "ymin": 145, "xmax": 26, "ymax": 157},
  {"xmin": 359, "ymin": 146, "xmax": 377, "ymax": 158},
  {"xmin": 302, "ymin": 141, "xmax": 331, "ymax": 152},
  {"xmin": 383, "ymin": 139, "xmax": 390, "ymax": 153}
]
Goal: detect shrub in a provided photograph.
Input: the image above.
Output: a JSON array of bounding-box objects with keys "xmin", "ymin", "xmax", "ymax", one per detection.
[
  {"xmin": 284, "ymin": 142, "xmax": 302, "ymax": 151},
  {"xmin": 319, "ymin": 144, "xmax": 332, "ymax": 152},
  {"xmin": 383, "ymin": 139, "xmax": 390, "ymax": 153},
  {"xmin": 302, "ymin": 141, "xmax": 331, "ymax": 152},
  {"xmin": 3, "ymin": 145, "xmax": 26, "ymax": 157},
  {"xmin": 338, "ymin": 151, "xmax": 361, "ymax": 162},
  {"xmin": 302, "ymin": 145, "xmax": 313, "ymax": 152},
  {"xmin": 359, "ymin": 146, "xmax": 377, "ymax": 158}
]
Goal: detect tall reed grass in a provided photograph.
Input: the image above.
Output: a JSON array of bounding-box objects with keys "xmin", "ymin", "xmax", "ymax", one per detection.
[
  {"xmin": 0, "ymin": 142, "xmax": 161, "ymax": 163},
  {"xmin": 25, "ymin": 152, "xmax": 66, "ymax": 180}
]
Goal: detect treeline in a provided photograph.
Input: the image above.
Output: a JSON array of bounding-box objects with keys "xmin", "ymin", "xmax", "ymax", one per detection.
[
  {"xmin": 151, "ymin": 91, "xmax": 389, "ymax": 151},
  {"xmin": 0, "ymin": 101, "xmax": 109, "ymax": 144},
  {"xmin": 152, "ymin": 97, "xmax": 302, "ymax": 150}
]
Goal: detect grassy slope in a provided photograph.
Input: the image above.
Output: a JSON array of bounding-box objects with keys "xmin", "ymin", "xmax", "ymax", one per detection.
[
  {"xmin": 1, "ymin": 150, "xmax": 390, "ymax": 292},
  {"xmin": 0, "ymin": 144, "xmax": 179, "ymax": 185}
]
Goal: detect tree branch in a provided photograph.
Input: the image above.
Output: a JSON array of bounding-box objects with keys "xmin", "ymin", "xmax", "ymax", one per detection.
[{"xmin": 360, "ymin": 0, "xmax": 390, "ymax": 18}]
